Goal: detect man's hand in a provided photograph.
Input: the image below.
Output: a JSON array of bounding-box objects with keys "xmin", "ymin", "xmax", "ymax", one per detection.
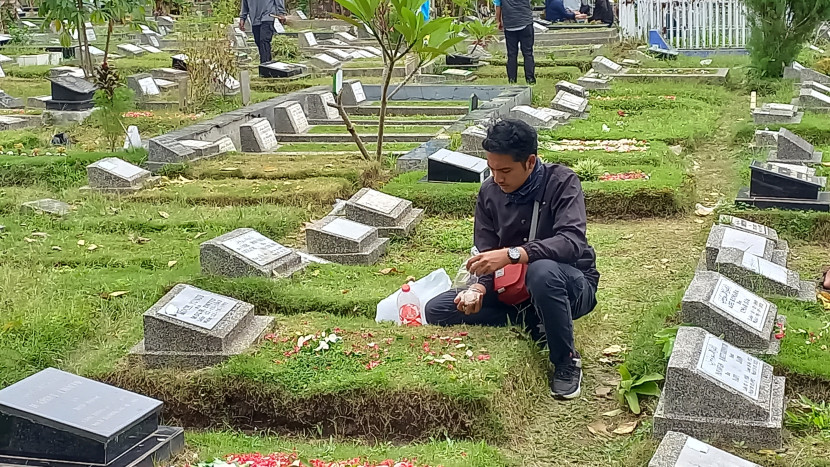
[
  {"xmin": 239, "ymin": 18, "xmax": 246, "ymax": 31},
  {"xmin": 454, "ymin": 286, "xmax": 484, "ymax": 315},
  {"xmin": 498, "ymin": 19, "xmax": 504, "ymax": 30},
  {"xmin": 278, "ymin": 15, "xmax": 287, "ymax": 24},
  {"xmin": 467, "ymin": 249, "xmax": 511, "ymax": 276}
]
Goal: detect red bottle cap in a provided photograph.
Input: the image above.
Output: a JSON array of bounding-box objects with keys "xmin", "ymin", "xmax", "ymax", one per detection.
[{"xmin": 401, "ymin": 284, "xmax": 411, "ymax": 293}]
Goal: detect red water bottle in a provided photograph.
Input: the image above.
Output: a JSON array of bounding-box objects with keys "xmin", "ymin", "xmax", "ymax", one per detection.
[{"xmin": 397, "ymin": 284, "xmax": 423, "ymax": 326}]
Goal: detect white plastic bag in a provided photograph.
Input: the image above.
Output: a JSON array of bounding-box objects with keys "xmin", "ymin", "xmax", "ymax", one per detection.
[{"xmin": 375, "ymin": 269, "xmax": 451, "ymax": 325}]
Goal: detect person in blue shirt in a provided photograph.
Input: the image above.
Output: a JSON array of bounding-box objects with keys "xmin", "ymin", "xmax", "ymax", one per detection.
[{"xmin": 546, "ymin": 0, "xmax": 586, "ymax": 22}]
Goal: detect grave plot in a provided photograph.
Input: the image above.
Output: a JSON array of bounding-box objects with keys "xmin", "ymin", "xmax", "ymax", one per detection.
[
  {"xmin": 0, "ymin": 368, "xmax": 183, "ymax": 466},
  {"xmin": 649, "ymin": 431, "xmax": 762, "ymax": 467},
  {"xmin": 336, "ymin": 188, "xmax": 424, "ymax": 237},
  {"xmin": 200, "ymin": 228, "xmax": 307, "ymax": 278},
  {"xmin": 129, "ymin": 283, "xmax": 274, "ymax": 369},
  {"xmin": 653, "ymin": 327, "xmax": 785, "ymax": 448},
  {"xmin": 704, "ymin": 224, "xmax": 786, "ymax": 269},
  {"xmin": 682, "ymin": 271, "xmax": 785, "ymax": 354},
  {"xmin": 105, "ymin": 313, "xmax": 543, "ymax": 442},
  {"xmin": 305, "ymin": 216, "xmax": 390, "ymax": 265},
  {"xmin": 705, "ymin": 246, "xmax": 816, "ymax": 302}
]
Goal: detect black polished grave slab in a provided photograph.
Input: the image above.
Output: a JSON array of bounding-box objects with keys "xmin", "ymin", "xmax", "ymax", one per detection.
[
  {"xmin": 172, "ymin": 54, "xmax": 187, "ymax": 71},
  {"xmin": 427, "ymin": 148, "xmax": 490, "ymax": 183},
  {"xmin": 258, "ymin": 61, "xmax": 303, "ymax": 78},
  {"xmin": 45, "ymin": 76, "xmax": 97, "ymax": 111},
  {"xmin": 0, "ymin": 368, "xmax": 183, "ymax": 467},
  {"xmin": 446, "ymin": 54, "xmax": 478, "ymax": 66},
  {"xmin": 737, "ymin": 187, "xmax": 830, "ymax": 212},
  {"xmin": 749, "ymin": 160, "xmax": 825, "ymax": 200},
  {"xmin": 45, "ymin": 45, "xmax": 79, "ymax": 59}
]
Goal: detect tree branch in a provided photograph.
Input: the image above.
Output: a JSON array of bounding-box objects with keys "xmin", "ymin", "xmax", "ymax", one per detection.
[
  {"xmin": 328, "ymin": 92, "xmax": 371, "ymax": 161},
  {"xmin": 388, "ymin": 57, "xmax": 425, "ymax": 99}
]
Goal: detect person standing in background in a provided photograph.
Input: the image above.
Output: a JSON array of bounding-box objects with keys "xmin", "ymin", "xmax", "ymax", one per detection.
[
  {"xmin": 546, "ymin": 0, "xmax": 587, "ymax": 22},
  {"xmin": 239, "ymin": 0, "xmax": 287, "ymax": 63},
  {"xmin": 494, "ymin": 0, "xmax": 536, "ymax": 84}
]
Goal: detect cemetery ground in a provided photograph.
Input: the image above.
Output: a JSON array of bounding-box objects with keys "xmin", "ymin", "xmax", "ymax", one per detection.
[{"xmin": 1, "ymin": 53, "xmax": 830, "ymax": 466}]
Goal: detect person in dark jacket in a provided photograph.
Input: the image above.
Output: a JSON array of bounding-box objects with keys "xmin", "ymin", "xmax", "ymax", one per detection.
[
  {"xmin": 589, "ymin": 0, "xmax": 615, "ymax": 25},
  {"xmin": 546, "ymin": 0, "xmax": 587, "ymax": 22},
  {"xmin": 494, "ymin": 0, "xmax": 535, "ymax": 84},
  {"xmin": 239, "ymin": 0, "xmax": 286, "ymax": 63},
  {"xmin": 425, "ymin": 120, "xmax": 600, "ymax": 400}
]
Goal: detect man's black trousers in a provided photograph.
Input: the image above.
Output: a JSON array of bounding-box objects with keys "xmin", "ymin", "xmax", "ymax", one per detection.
[{"xmin": 425, "ymin": 259, "xmax": 596, "ymax": 366}]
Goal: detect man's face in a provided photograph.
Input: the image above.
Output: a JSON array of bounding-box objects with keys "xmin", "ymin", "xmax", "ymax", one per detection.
[{"xmin": 486, "ymin": 152, "xmax": 537, "ymax": 193}]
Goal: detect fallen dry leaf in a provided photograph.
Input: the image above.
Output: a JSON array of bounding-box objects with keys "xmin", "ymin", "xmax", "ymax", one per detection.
[
  {"xmin": 340, "ymin": 289, "xmax": 350, "ymax": 294},
  {"xmin": 158, "ymin": 211, "xmax": 170, "ymax": 219},
  {"xmin": 377, "ymin": 267, "xmax": 400, "ymax": 275},
  {"xmin": 612, "ymin": 420, "xmax": 638, "ymax": 435},
  {"xmin": 31, "ymin": 232, "xmax": 48, "ymax": 238},
  {"xmin": 311, "ymin": 270, "xmax": 320, "ymax": 277},
  {"xmin": 603, "ymin": 409, "xmax": 623, "ymax": 417},
  {"xmin": 194, "ymin": 232, "xmax": 206, "ymax": 239},
  {"xmin": 620, "ymin": 234, "xmax": 634, "ymax": 240},
  {"xmin": 168, "ymin": 260, "xmax": 178, "ymax": 268},
  {"xmin": 587, "ymin": 420, "xmax": 611, "ymax": 437},
  {"xmin": 108, "ymin": 290, "xmax": 129, "ymax": 298},
  {"xmin": 603, "ymin": 344, "xmax": 624, "ymax": 355},
  {"xmin": 87, "ymin": 244, "xmax": 98, "ymax": 251},
  {"xmin": 77, "ymin": 239, "xmax": 86, "ymax": 246},
  {"xmin": 405, "ymin": 275, "xmax": 417, "ymax": 283},
  {"xmin": 23, "ymin": 237, "xmax": 35, "ymax": 243},
  {"xmin": 51, "ymin": 246, "xmax": 62, "ymax": 251},
  {"xmin": 595, "ymin": 386, "xmax": 613, "ymax": 397}
]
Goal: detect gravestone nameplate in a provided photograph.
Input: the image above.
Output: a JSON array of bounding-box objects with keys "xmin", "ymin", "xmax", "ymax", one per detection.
[
  {"xmin": 130, "ymin": 283, "xmax": 273, "ymax": 368},
  {"xmin": 648, "ymin": 431, "xmax": 762, "ymax": 467},
  {"xmin": 305, "ymin": 216, "xmax": 390, "ymax": 265},
  {"xmin": 428, "ymin": 148, "xmax": 490, "ymax": 183},
  {"xmin": 770, "ymin": 128, "xmax": 823, "ymax": 164},
  {"xmin": 335, "ymin": 31, "xmax": 357, "ymax": 42},
  {"xmin": 214, "ymin": 136, "xmax": 237, "ymax": 154},
  {"xmin": 239, "ymin": 117, "xmax": 279, "ymax": 152},
  {"xmin": 753, "ymin": 103, "xmax": 803, "ymax": 124},
  {"xmin": 299, "ymin": 31, "xmax": 317, "ymax": 48},
  {"xmin": 296, "ymin": 9, "xmax": 308, "ymax": 19},
  {"xmin": 128, "ymin": 74, "xmax": 161, "ymax": 98},
  {"xmin": 592, "ymin": 56, "xmax": 623, "ymax": 75},
  {"xmin": 461, "ymin": 124, "xmax": 487, "ymax": 155},
  {"xmin": 682, "ymin": 271, "xmax": 782, "ymax": 354},
  {"xmin": 577, "ymin": 75, "xmax": 611, "ymax": 90},
  {"xmin": 140, "ymin": 45, "xmax": 162, "ymax": 54},
  {"xmin": 342, "ymin": 188, "xmax": 424, "ymax": 237},
  {"xmin": 273, "ymin": 101, "xmax": 310, "ymax": 134},
  {"xmin": 85, "ymin": 157, "xmax": 158, "ymax": 193},
  {"xmin": 551, "ymin": 90, "xmax": 589, "ymax": 118},
  {"xmin": 328, "ymin": 49, "xmax": 353, "ymax": 61},
  {"xmin": 653, "ymin": 327, "xmax": 785, "ymax": 448},
  {"xmin": 304, "ymin": 90, "xmax": 339, "ymax": 119},
  {"xmin": 124, "ymin": 125, "xmax": 142, "ymax": 150},
  {"xmin": 749, "ymin": 160, "xmax": 824, "ymax": 200},
  {"xmin": 712, "ymin": 248, "xmax": 816, "ymax": 302},
  {"xmin": 0, "ymin": 367, "xmax": 183, "ymax": 466},
  {"xmin": 510, "ymin": 105, "xmax": 566, "ymax": 128},
  {"xmin": 555, "ymin": 80, "xmax": 588, "ymax": 98},
  {"xmin": 21, "ymin": 198, "xmax": 70, "ymax": 217},
  {"xmin": 802, "ymin": 80, "xmax": 830, "ymax": 95},
  {"xmin": 310, "ymin": 53, "xmax": 340, "ymax": 70},
  {"xmin": 200, "ymin": 228, "xmax": 305, "ymax": 278},
  {"xmin": 179, "ymin": 139, "xmax": 221, "ymax": 158},
  {"xmin": 342, "ymin": 80, "xmax": 367, "ymax": 106},
  {"xmin": 117, "ymin": 43, "xmax": 145, "ymax": 56},
  {"xmin": 705, "ymin": 225, "xmax": 777, "ymax": 270}
]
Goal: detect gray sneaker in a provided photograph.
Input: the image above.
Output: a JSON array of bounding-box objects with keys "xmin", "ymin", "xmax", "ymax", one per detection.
[{"xmin": 550, "ymin": 354, "xmax": 583, "ymax": 400}]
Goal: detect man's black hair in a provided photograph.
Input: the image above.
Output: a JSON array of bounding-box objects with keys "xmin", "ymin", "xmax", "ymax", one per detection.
[{"xmin": 481, "ymin": 119, "xmax": 538, "ymax": 163}]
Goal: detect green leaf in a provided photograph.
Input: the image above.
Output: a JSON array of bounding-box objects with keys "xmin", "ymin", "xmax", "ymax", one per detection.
[
  {"xmin": 633, "ymin": 381, "xmax": 662, "ymax": 397},
  {"xmin": 618, "ymin": 364, "xmax": 632, "ymax": 381},
  {"xmin": 624, "ymin": 391, "xmax": 641, "ymax": 414},
  {"xmin": 633, "ymin": 373, "xmax": 664, "ymax": 386},
  {"xmin": 330, "ymin": 13, "xmax": 363, "ymax": 29}
]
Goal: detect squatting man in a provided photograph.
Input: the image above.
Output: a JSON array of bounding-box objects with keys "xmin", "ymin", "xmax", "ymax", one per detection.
[{"xmin": 426, "ymin": 119, "xmax": 600, "ymax": 399}]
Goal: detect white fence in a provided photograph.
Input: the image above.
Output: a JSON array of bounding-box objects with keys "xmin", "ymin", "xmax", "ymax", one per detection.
[{"xmin": 619, "ymin": 0, "xmax": 751, "ymax": 49}]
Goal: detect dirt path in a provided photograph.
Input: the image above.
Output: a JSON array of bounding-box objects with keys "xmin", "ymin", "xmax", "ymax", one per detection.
[{"xmin": 505, "ymin": 94, "xmax": 750, "ymax": 467}]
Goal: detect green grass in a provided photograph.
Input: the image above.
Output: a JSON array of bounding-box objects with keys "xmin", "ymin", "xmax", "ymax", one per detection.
[
  {"xmin": 770, "ymin": 299, "xmax": 830, "ymax": 380},
  {"xmin": 382, "ymin": 166, "xmax": 693, "ymax": 219},
  {"xmin": 0, "ymin": 150, "xmax": 147, "ymax": 190},
  {"xmin": 186, "ymin": 432, "xmax": 507, "ymax": 466},
  {"xmin": 308, "ymin": 125, "xmax": 444, "ymax": 134},
  {"xmin": 277, "ymin": 142, "xmax": 420, "ymax": 153},
  {"xmin": 101, "ymin": 312, "xmax": 542, "ymax": 442}
]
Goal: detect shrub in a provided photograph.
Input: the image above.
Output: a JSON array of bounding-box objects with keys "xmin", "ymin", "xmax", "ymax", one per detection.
[
  {"xmin": 92, "ymin": 63, "xmax": 135, "ymax": 151},
  {"xmin": 815, "ymin": 57, "xmax": 830, "ymax": 76},
  {"xmin": 745, "ymin": 0, "xmax": 830, "ymax": 77},
  {"xmin": 572, "ymin": 159, "xmax": 605, "ymax": 182}
]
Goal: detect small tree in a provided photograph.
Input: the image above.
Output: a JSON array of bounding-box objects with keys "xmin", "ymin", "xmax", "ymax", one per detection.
[
  {"xmin": 332, "ymin": 0, "xmax": 464, "ymax": 166},
  {"xmin": 40, "ymin": 0, "xmax": 94, "ymax": 76},
  {"xmin": 92, "ymin": 0, "xmax": 148, "ymax": 63},
  {"xmin": 745, "ymin": 0, "xmax": 830, "ymax": 77},
  {"xmin": 92, "ymin": 62, "xmax": 134, "ymax": 151}
]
